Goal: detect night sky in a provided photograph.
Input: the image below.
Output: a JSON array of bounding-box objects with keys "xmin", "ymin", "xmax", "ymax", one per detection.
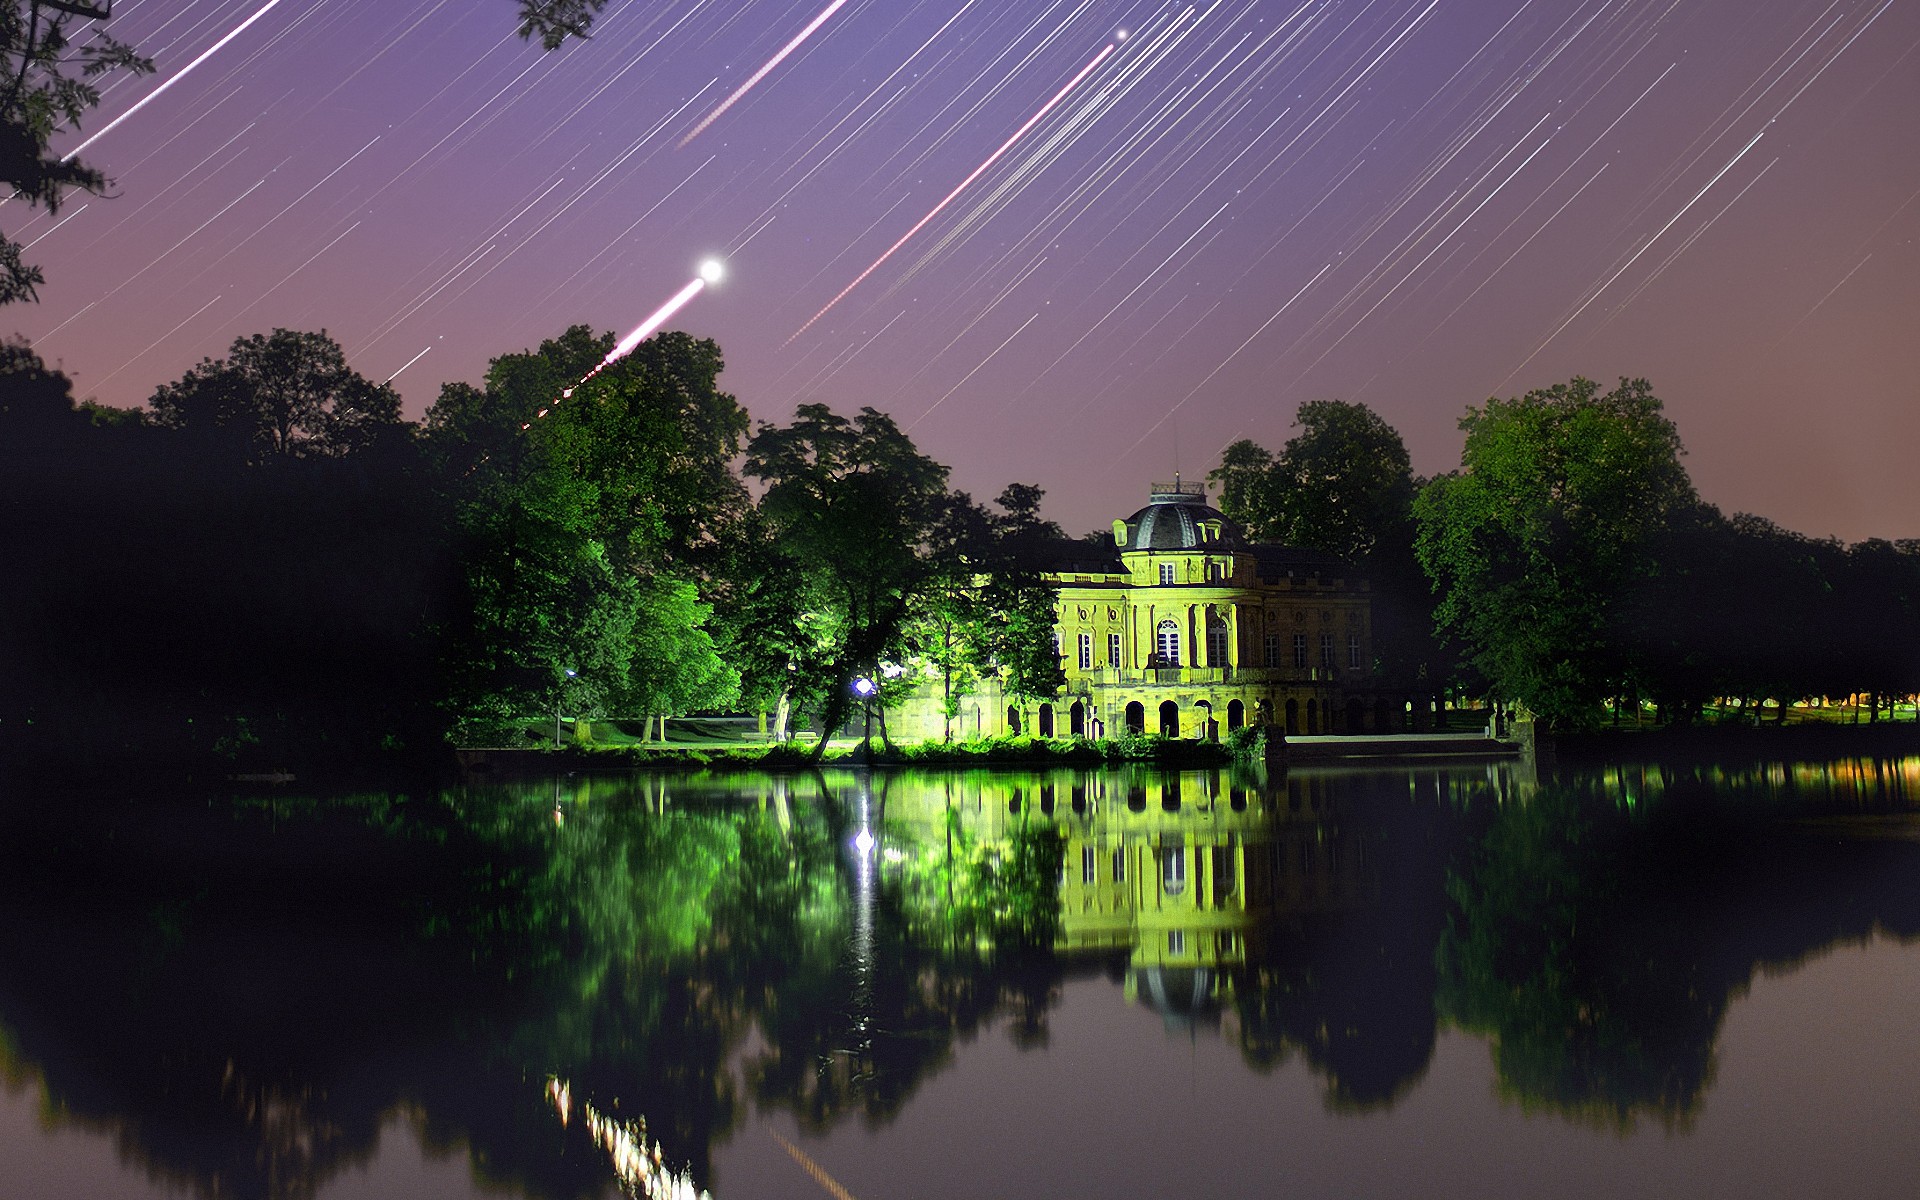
[{"xmin": 11, "ymin": 0, "xmax": 1918, "ymax": 540}]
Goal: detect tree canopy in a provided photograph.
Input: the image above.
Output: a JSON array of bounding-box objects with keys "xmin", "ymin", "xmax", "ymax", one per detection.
[
  {"xmin": 148, "ymin": 328, "xmax": 403, "ymax": 463},
  {"xmin": 1415, "ymin": 377, "xmax": 1696, "ymax": 728}
]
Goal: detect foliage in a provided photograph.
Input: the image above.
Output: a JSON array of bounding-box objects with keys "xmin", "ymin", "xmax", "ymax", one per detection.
[
  {"xmin": 0, "ymin": 0, "xmax": 153, "ymax": 303},
  {"xmin": 426, "ymin": 327, "xmax": 744, "ymax": 742},
  {"xmin": 514, "ymin": 0, "xmax": 612, "ymax": 49},
  {"xmin": 744, "ymin": 404, "xmax": 953, "ymax": 756},
  {"xmin": 148, "ymin": 328, "xmax": 404, "ymax": 463},
  {"xmin": 1211, "ymin": 400, "xmax": 1416, "ymax": 560},
  {"xmin": 1415, "ymin": 377, "xmax": 1696, "ymax": 729},
  {"xmin": 1210, "ymin": 399, "xmax": 1447, "ymax": 691}
]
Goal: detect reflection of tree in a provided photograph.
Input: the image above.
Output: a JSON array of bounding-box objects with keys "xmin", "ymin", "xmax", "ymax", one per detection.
[
  {"xmin": 0, "ymin": 774, "xmax": 1072, "ymax": 1199},
  {"xmin": 1437, "ymin": 776, "xmax": 1920, "ymax": 1128},
  {"xmin": 1229, "ymin": 780, "xmax": 1454, "ymax": 1110}
]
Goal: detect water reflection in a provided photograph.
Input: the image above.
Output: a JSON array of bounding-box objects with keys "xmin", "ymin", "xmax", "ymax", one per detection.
[{"xmin": 0, "ymin": 756, "xmax": 1918, "ymax": 1198}]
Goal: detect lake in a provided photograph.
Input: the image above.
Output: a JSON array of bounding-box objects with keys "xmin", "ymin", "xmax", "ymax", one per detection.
[{"xmin": 4, "ymin": 756, "xmax": 1920, "ymax": 1199}]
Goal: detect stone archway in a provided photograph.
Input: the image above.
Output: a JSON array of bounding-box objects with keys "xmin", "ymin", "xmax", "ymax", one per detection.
[
  {"xmin": 1158, "ymin": 700, "xmax": 1180, "ymax": 737},
  {"xmin": 1069, "ymin": 700, "xmax": 1086, "ymax": 737},
  {"xmin": 1038, "ymin": 703, "xmax": 1055, "ymax": 738},
  {"xmin": 1285, "ymin": 698, "xmax": 1299, "ymax": 735},
  {"xmin": 1227, "ymin": 699, "xmax": 1245, "ymax": 730},
  {"xmin": 1125, "ymin": 701, "xmax": 1146, "ymax": 735}
]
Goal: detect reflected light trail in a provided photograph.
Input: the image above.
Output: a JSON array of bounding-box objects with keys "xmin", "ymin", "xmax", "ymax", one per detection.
[
  {"xmin": 787, "ymin": 39, "xmax": 1118, "ymax": 343},
  {"xmin": 680, "ymin": 0, "xmax": 854, "ymax": 147}
]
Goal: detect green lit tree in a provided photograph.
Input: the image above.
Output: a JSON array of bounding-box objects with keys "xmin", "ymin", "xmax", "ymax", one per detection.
[
  {"xmin": 1415, "ymin": 377, "xmax": 1696, "ymax": 729},
  {"xmin": 425, "ymin": 327, "xmax": 743, "ymax": 741},
  {"xmin": 744, "ymin": 404, "xmax": 953, "ymax": 757}
]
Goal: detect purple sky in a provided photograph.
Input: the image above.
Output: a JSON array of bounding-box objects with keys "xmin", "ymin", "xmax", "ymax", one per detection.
[{"xmin": 11, "ymin": 0, "xmax": 1918, "ymax": 540}]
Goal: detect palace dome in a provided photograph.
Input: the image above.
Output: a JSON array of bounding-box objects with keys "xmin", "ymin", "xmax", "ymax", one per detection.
[{"xmin": 1115, "ymin": 480, "xmax": 1245, "ymax": 551}]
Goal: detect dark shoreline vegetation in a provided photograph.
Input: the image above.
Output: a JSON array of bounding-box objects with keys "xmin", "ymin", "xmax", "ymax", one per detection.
[{"xmin": 3, "ymin": 330, "xmax": 1917, "ymax": 783}]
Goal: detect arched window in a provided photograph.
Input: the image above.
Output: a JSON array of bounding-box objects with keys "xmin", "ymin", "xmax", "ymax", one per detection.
[
  {"xmin": 1155, "ymin": 619, "xmax": 1181, "ymax": 666},
  {"xmin": 1158, "ymin": 699, "xmax": 1181, "ymax": 737},
  {"xmin": 1038, "ymin": 704, "xmax": 1055, "ymax": 738},
  {"xmin": 1007, "ymin": 706, "xmax": 1022, "ymax": 735},
  {"xmin": 1069, "ymin": 701, "xmax": 1086, "ymax": 737},
  {"xmin": 1124, "ymin": 701, "xmax": 1146, "ymax": 734},
  {"xmin": 1205, "ymin": 615, "xmax": 1229, "ymax": 666},
  {"xmin": 1227, "ymin": 699, "xmax": 1244, "ymax": 730}
]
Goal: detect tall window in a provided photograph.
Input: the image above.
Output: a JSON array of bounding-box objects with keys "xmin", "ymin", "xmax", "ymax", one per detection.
[
  {"xmin": 1077, "ymin": 633, "xmax": 1093, "ymax": 670},
  {"xmin": 1108, "ymin": 632, "xmax": 1122, "ymax": 667},
  {"xmin": 1161, "ymin": 840, "xmax": 1186, "ymax": 895},
  {"xmin": 1205, "ymin": 617, "xmax": 1229, "ymax": 666},
  {"xmin": 1158, "ymin": 561, "xmax": 1176, "ymax": 585},
  {"xmin": 1348, "ymin": 633, "xmax": 1362, "ymax": 669},
  {"xmin": 1156, "ymin": 619, "xmax": 1181, "ymax": 666},
  {"xmin": 1264, "ymin": 634, "xmax": 1281, "ymax": 667},
  {"xmin": 1112, "ymin": 846, "xmax": 1127, "ymax": 882},
  {"xmin": 1292, "ymin": 633, "xmax": 1308, "ymax": 667},
  {"xmin": 1206, "ymin": 560, "xmax": 1223, "ymax": 582},
  {"xmin": 1081, "ymin": 844, "xmax": 1096, "ymax": 884},
  {"xmin": 1320, "ymin": 632, "xmax": 1335, "ymax": 668}
]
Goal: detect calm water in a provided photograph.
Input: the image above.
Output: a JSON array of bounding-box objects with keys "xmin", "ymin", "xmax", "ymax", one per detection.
[{"xmin": 5, "ymin": 757, "xmax": 1920, "ymax": 1199}]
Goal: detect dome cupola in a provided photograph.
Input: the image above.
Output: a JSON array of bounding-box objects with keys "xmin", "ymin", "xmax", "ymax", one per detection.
[{"xmin": 1112, "ymin": 478, "xmax": 1245, "ymax": 551}]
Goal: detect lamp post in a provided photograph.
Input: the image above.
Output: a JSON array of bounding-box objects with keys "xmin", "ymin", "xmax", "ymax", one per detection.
[
  {"xmin": 555, "ymin": 669, "xmax": 577, "ymax": 747},
  {"xmin": 852, "ymin": 676, "xmax": 876, "ymax": 754}
]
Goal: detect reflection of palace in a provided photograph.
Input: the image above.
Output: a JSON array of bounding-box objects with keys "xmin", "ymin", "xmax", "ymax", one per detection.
[
  {"xmin": 878, "ymin": 767, "xmax": 1378, "ymax": 972},
  {"xmin": 892, "ymin": 480, "xmax": 1386, "ymax": 742}
]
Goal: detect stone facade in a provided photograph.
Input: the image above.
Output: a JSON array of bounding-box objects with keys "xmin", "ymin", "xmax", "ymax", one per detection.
[{"xmin": 890, "ymin": 480, "xmax": 1389, "ymax": 742}]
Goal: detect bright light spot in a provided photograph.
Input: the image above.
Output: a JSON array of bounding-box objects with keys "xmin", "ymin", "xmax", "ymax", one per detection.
[
  {"xmin": 882, "ymin": 847, "xmax": 906, "ymax": 864},
  {"xmin": 853, "ymin": 829, "xmax": 875, "ymax": 856},
  {"xmin": 1116, "ymin": 28, "xmax": 1129, "ymax": 41},
  {"xmin": 852, "ymin": 677, "xmax": 876, "ymax": 697},
  {"xmin": 699, "ymin": 258, "xmax": 726, "ymax": 284}
]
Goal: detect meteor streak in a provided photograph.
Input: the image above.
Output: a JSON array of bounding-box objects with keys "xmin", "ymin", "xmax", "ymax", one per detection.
[
  {"xmin": 789, "ymin": 39, "xmax": 1118, "ymax": 343},
  {"xmin": 569, "ymin": 260, "xmax": 726, "ymax": 394},
  {"xmin": 680, "ymin": 0, "xmax": 854, "ymax": 147},
  {"xmin": 62, "ymin": 0, "xmax": 291, "ymax": 163}
]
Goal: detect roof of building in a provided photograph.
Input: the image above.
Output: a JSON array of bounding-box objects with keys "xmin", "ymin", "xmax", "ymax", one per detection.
[
  {"xmin": 1000, "ymin": 483, "xmax": 1363, "ymax": 584},
  {"xmin": 1117, "ymin": 478, "xmax": 1246, "ymax": 552}
]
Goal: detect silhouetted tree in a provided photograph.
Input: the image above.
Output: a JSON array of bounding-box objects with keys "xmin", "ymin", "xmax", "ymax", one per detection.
[
  {"xmin": 148, "ymin": 328, "xmax": 404, "ymax": 463},
  {"xmin": 0, "ymin": 0, "xmax": 152, "ymax": 303}
]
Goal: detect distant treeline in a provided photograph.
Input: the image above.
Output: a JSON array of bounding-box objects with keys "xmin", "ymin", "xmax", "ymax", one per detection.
[
  {"xmin": 3, "ymin": 331, "xmax": 1916, "ymax": 773},
  {"xmin": 1212, "ymin": 379, "xmax": 1920, "ymax": 729},
  {"xmin": 0, "ymin": 328, "xmax": 1065, "ymax": 772}
]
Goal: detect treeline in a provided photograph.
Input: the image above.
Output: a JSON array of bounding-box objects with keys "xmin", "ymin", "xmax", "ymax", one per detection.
[
  {"xmin": 1213, "ymin": 378, "xmax": 1920, "ymax": 730},
  {"xmin": 0, "ymin": 327, "xmax": 1060, "ymax": 771}
]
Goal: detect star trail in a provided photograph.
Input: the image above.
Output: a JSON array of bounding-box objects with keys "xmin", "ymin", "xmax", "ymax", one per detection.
[{"xmin": 11, "ymin": 0, "xmax": 1918, "ymax": 539}]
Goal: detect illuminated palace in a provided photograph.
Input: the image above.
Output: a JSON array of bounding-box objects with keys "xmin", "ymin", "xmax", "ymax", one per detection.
[{"xmin": 894, "ymin": 479, "xmax": 1385, "ymax": 741}]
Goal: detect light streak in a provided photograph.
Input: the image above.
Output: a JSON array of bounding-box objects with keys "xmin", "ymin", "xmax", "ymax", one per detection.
[
  {"xmin": 680, "ymin": 0, "xmax": 854, "ymax": 147},
  {"xmin": 384, "ymin": 344, "xmax": 434, "ymax": 384},
  {"xmin": 1507, "ymin": 127, "xmax": 1771, "ymax": 385},
  {"xmin": 773, "ymin": 1131, "xmax": 864, "ymax": 1200},
  {"xmin": 572, "ymin": 261, "xmax": 725, "ymax": 391},
  {"xmin": 62, "ymin": 0, "xmax": 291, "ymax": 163},
  {"xmin": 910, "ymin": 309, "xmax": 1039, "ymax": 427},
  {"xmin": 789, "ymin": 39, "xmax": 1117, "ymax": 343}
]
